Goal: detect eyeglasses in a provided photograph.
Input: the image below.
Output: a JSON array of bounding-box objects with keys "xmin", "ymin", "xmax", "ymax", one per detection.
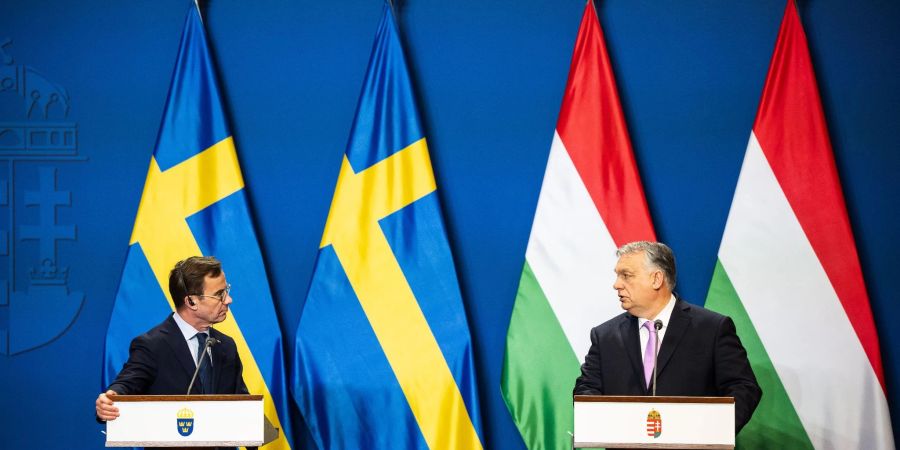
[{"xmin": 193, "ymin": 283, "xmax": 231, "ymax": 303}]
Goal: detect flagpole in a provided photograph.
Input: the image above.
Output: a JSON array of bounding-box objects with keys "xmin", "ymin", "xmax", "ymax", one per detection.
[
  {"xmin": 194, "ymin": 0, "xmax": 204, "ymax": 23},
  {"xmin": 386, "ymin": 0, "xmax": 401, "ymax": 31}
]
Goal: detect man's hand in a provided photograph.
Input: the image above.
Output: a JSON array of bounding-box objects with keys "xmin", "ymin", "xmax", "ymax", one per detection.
[{"xmin": 96, "ymin": 390, "xmax": 119, "ymax": 421}]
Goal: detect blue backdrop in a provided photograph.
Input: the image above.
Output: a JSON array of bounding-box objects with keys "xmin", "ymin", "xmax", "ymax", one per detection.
[{"xmin": 1, "ymin": 1, "xmax": 898, "ymax": 448}]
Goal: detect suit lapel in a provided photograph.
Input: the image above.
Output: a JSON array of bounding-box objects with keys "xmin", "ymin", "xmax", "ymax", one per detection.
[
  {"xmin": 618, "ymin": 314, "xmax": 646, "ymax": 393},
  {"xmin": 161, "ymin": 315, "xmax": 198, "ymax": 383},
  {"xmin": 656, "ymin": 300, "xmax": 691, "ymax": 378}
]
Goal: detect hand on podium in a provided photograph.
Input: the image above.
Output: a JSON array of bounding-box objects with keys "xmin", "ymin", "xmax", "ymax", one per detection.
[{"xmin": 95, "ymin": 389, "xmax": 119, "ymax": 421}]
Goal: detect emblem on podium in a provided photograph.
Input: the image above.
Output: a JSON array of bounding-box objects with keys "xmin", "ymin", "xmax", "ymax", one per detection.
[
  {"xmin": 646, "ymin": 408, "xmax": 662, "ymax": 438},
  {"xmin": 177, "ymin": 408, "xmax": 195, "ymax": 436}
]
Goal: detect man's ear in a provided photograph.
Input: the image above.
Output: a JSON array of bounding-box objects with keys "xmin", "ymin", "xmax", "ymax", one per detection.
[
  {"xmin": 186, "ymin": 296, "xmax": 196, "ymax": 308},
  {"xmin": 652, "ymin": 271, "xmax": 664, "ymax": 290}
]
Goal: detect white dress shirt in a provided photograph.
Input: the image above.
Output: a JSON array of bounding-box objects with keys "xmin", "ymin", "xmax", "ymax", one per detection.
[
  {"xmin": 638, "ymin": 295, "xmax": 676, "ymax": 360},
  {"xmin": 172, "ymin": 312, "xmax": 211, "ymax": 367}
]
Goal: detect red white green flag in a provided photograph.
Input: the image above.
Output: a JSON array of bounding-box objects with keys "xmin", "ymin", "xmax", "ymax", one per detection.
[
  {"xmin": 705, "ymin": 1, "xmax": 894, "ymax": 448},
  {"xmin": 501, "ymin": 3, "xmax": 656, "ymax": 449}
]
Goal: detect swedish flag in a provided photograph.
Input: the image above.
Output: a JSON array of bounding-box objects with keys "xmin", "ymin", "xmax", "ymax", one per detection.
[
  {"xmin": 292, "ymin": 5, "xmax": 484, "ymax": 450},
  {"xmin": 101, "ymin": 5, "xmax": 292, "ymax": 449}
]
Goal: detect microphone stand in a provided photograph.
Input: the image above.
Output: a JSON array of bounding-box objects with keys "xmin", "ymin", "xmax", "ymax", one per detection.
[{"xmin": 652, "ymin": 319, "xmax": 663, "ymax": 396}]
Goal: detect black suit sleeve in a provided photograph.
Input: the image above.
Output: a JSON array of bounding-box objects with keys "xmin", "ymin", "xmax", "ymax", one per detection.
[
  {"xmin": 212, "ymin": 333, "xmax": 249, "ymax": 395},
  {"xmin": 235, "ymin": 350, "xmax": 249, "ymax": 395},
  {"xmin": 107, "ymin": 334, "xmax": 158, "ymax": 395},
  {"xmin": 714, "ymin": 316, "xmax": 762, "ymax": 432},
  {"xmin": 573, "ymin": 327, "xmax": 604, "ymax": 395}
]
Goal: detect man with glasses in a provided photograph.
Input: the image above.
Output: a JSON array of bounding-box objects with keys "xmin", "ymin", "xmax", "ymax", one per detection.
[{"xmin": 95, "ymin": 256, "xmax": 248, "ymax": 421}]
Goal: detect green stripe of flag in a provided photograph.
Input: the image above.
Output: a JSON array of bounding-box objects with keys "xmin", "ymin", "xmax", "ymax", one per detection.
[
  {"xmin": 502, "ymin": 261, "xmax": 581, "ymax": 450},
  {"xmin": 705, "ymin": 260, "xmax": 812, "ymax": 449}
]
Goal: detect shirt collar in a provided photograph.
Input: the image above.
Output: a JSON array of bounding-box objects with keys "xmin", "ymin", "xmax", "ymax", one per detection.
[
  {"xmin": 638, "ymin": 294, "xmax": 677, "ymax": 330},
  {"xmin": 172, "ymin": 311, "xmax": 204, "ymax": 341}
]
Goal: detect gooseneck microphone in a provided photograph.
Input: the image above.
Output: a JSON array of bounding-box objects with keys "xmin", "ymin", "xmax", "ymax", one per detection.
[
  {"xmin": 652, "ymin": 319, "xmax": 663, "ymax": 396},
  {"xmin": 187, "ymin": 336, "xmax": 219, "ymax": 395}
]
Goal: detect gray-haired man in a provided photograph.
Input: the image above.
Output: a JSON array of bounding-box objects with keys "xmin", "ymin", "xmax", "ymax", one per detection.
[{"xmin": 574, "ymin": 241, "xmax": 761, "ymax": 432}]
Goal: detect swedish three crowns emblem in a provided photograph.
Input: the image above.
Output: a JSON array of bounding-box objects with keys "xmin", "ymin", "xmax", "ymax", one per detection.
[{"xmin": 177, "ymin": 408, "xmax": 194, "ymax": 436}]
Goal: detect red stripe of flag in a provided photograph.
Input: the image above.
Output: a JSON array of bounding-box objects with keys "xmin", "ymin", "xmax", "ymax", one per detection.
[{"xmin": 555, "ymin": 3, "xmax": 656, "ymax": 247}]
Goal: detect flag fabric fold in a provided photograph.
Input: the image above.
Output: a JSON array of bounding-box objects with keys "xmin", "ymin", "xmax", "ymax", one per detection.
[
  {"xmin": 501, "ymin": 4, "xmax": 656, "ymax": 449},
  {"xmin": 101, "ymin": 5, "xmax": 292, "ymax": 449},
  {"xmin": 291, "ymin": 5, "xmax": 484, "ymax": 450},
  {"xmin": 705, "ymin": 1, "xmax": 894, "ymax": 448}
]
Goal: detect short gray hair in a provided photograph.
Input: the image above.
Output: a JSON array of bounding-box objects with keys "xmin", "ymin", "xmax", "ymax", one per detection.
[{"xmin": 616, "ymin": 241, "xmax": 677, "ymax": 290}]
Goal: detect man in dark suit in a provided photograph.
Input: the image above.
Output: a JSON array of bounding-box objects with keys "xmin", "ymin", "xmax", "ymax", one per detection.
[
  {"xmin": 95, "ymin": 256, "xmax": 248, "ymax": 421},
  {"xmin": 574, "ymin": 241, "xmax": 761, "ymax": 432}
]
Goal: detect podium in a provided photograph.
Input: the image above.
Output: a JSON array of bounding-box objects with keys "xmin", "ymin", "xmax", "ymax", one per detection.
[
  {"xmin": 105, "ymin": 394, "xmax": 274, "ymax": 447},
  {"xmin": 573, "ymin": 395, "xmax": 735, "ymax": 449}
]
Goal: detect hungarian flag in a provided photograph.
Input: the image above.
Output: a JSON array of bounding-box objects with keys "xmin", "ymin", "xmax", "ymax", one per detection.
[
  {"xmin": 501, "ymin": 4, "xmax": 656, "ymax": 449},
  {"xmin": 705, "ymin": 1, "xmax": 894, "ymax": 448}
]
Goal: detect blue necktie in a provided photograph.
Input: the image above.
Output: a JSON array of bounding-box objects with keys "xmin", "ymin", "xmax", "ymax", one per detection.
[{"xmin": 195, "ymin": 332, "xmax": 212, "ymax": 394}]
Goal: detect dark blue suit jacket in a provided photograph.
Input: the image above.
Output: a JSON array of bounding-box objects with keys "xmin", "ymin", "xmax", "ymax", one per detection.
[
  {"xmin": 573, "ymin": 299, "xmax": 761, "ymax": 432},
  {"xmin": 107, "ymin": 314, "xmax": 248, "ymax": 396}
]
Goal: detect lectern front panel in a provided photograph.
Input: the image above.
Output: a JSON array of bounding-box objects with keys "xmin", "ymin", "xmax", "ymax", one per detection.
[{"xmin": 574, "ymin": 396, "xmax": 735, "ymax": 449}]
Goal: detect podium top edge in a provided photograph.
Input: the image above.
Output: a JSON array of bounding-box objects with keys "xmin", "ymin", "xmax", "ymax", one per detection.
[
  {"xmin": 574, "ymin": 395, "xmax": 734, "ymax": 404},
  {"xmin": 114, "ymin": 395, "xmax": 264, "ymax": 402}
]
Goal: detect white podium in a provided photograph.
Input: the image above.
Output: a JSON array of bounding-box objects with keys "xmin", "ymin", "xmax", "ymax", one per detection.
[
  {"xmin": 106, "ymin": 394, "xmax": 265, "ymax": 447},
  {"xmin": 573, "ymin": 395, "xmax": 735, "ymax": 449}
]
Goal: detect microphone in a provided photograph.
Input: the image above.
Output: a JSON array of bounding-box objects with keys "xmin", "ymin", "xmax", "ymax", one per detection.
[
  {"xmin": 651, "ymin": 320, "xmax": 663, "ymax": 396},
  {"xmin": 187, "ymin": 336, "xmax": 219, "ymax": 395}
]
